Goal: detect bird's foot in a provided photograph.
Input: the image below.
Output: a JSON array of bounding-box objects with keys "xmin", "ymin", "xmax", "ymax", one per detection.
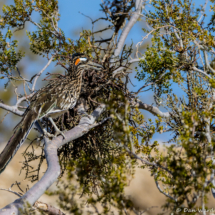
[
  {"xmin": 54, "ymin": 128, "xmax": 66, "ymax": 139},
  {"xmin": 47, "ymin": 117, "xmax": 66, "ymax": 139},
  {"xmin": 80, "ymin": 112, "xmax": 91, "ymax": 119},
  {"xmin": 42, "ymin": 129, "xmax": 55, "ymax": 139}
]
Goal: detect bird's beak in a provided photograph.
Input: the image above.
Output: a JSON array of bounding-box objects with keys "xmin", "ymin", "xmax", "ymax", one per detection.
[{"xmin": 79, "ymin": 61, "xmax": 103, "ymax": 71}]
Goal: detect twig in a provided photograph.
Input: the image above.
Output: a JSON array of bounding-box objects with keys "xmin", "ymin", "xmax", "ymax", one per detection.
[
  {"xmin": 124, "ymin": 146, "xmax": 173, "ymax": 175},
  {"xmin": 0, "ymin": 188, "xmax": 22, "ymax": 198},
  {"xmin": 32, "ymin": 55, "xmax": 54, "ymax": 91},
  {"xmin": 136, "ymin": 25, "xmax": 182, "ymax": 58},
  {"xmin": 154, "ymin": 174, "xmax": 177, "ymax": 201},
  {"xmin": 112, "ymin": 57, "xmax": 145, "ymax": 77}
]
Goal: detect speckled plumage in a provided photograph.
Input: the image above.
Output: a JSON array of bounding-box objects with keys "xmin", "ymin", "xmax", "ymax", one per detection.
[
  {"xmin": 0, "ymin": 53, "xmax": 103, "ymax": 174},
  {"xmin": 29, "ymin": 70, "xmax": 82, "ymax": 118}
]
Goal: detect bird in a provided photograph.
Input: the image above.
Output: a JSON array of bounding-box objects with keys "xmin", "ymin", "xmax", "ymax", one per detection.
[{"xmin": 0, "ymin": 53, "xmax": 103, "ymax": 174}]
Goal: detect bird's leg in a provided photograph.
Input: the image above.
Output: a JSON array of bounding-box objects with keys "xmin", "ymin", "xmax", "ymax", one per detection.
[
  {"xmin": 48, "ymin": 117, "xmax": 66, "ymax": 139},
  {"xmin": 79, "ymin": 110, "xmax": 91, "ymax": 119},
  {"xmin": 37, "ymin": 120, "xmax": 55, "ymax": 139},
  {"xmin": 77, "ymin": 98, "xmax": 91, "ymax": 119}
]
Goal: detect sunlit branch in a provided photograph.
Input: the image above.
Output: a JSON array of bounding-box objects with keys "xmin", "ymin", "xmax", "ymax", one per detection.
[
  {"xmin": 34, "ymin": 201, "xmax": 65, "ymax": 215},
  {"xmin": 0, "ymin": 187, "xmax": 65, "ymax": 215},
  {"xmin": 0, "ymin": 92, "xmax": 34, "ymax": 117},
  {"xmin": 198, "ymin": 0, "xmax": 208, "ymax": 23},
  {"xmin": 0, "ymin": 105, "xmax": 106, "ymax": 214},
  {"xmin": 112, "ymin": 57, "xmax": 145, "ymax": 77},
  {"xmin": 32, "ymin": 55, "xmax": 54, "ymax": 91},
  {"xmin": 154, "ymin": 174, "xmax": 177, "ymax": 201},
  {"xmin": 192, "ymin": 67, "xmax": 212, "ymax": 79},
  {"xmin": 0, "ymin": 103, "xmax": 23, "ymax": 116},
  {"xmin": 112, "ymin": 0, "xmax": 143, "ymax": 59},
  {"xmin": 203, "ymin": 50, "xmax": 215, "ymax": 74},
  {"xmin": 132, "ymin": 99, "xmax": 170, "ymax": 118},
  {"xmin": 193, "ymin": 40, "xmax": 215, "ymax": 55}
]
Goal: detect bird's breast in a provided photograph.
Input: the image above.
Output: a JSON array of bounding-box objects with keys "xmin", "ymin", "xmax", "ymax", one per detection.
[
  {"xmin": 55, "ymin": 77, "xmax": 82, "ymax": 110},
  {"xmin": 57, "ymin": 89, "xmax": 79, "ymax": 110}
]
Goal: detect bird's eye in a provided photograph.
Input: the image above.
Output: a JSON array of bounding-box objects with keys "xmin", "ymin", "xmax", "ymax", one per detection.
[{"xmin": 79, "ymin": 57, "xmax": 87, "ymax": 61}]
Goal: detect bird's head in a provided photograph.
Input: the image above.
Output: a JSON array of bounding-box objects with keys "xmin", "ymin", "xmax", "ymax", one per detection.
[{"xmin": 69, "ymin": 53, "xmax": 103, "ymax": 76}]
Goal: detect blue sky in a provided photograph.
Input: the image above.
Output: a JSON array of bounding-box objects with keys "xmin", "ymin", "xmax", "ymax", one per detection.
[{"xmin": 0, "ymin": 0, "xmax": 213, "ymax": 143}]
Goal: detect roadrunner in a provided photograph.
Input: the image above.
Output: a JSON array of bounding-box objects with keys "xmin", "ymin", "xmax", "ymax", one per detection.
[{"xmin": 0, "ymin": 53, "xmax": 103, "ymax": 174}]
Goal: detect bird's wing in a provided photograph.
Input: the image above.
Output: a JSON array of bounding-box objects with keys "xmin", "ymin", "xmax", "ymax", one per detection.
[
  {"xmin": 29, "ymin": 80, "xmax": 63, "ymax": 118},
  {"xmin": 0, "ymin": 79, "xmax": 67, "ymax": 174}
]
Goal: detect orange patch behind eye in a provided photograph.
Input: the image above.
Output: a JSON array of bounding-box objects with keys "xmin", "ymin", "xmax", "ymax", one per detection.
[{"xmin": 75, "ymin": 58, "xmax": 80, "ymax": 66}]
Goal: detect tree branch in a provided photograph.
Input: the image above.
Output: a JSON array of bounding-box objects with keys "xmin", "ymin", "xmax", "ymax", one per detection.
[
  {"xmin": 112, "ymin": 57, "xmax": 145, "ymax": 77},
  {"xmin": 112, "ymin": 0, "xmax": 143, "ymax": 58},
  {"xmin": 0, "ymin": 103, "xmax": 23, "ymax": 116},
  {"xmin": 131, "ymin": 99, "xmax": 170, "ymax": 118},
  {"xmin": 32, "ymin": 55, "xmax": 54, "ymax": 91},
  {"xmin": 125, "ymin": 146, "xmax": 173, "ymax": 175},
  {"xmin": 34, "ymin": 201, "xmax": 65, "ymax": 215},
  {"xmin": 0, "ymin": 104, "xmax": 106, "ymax": 215},
  {"xmin": 192, "ymin": 66, "xmax": 211, "ymax": 79},
  {"xmin": 0, "ymin": 92, "xmax": 35, "ymax": 117},
  {"xmin": 0, "ymin": 188, "xmax": 65, "ymax": 215},
  {"xmin": 154, "ymin": 174, "xmax": 177, "ymax": 201},
  {"xmin": 198, "ymin": 0, "xmax": 208, "ymax": 23}
]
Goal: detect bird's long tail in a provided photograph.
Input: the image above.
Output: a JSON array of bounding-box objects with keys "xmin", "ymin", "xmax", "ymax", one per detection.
[{"xmin": 0, "ymin": 108, "xmax": 39, "ymax": 174}]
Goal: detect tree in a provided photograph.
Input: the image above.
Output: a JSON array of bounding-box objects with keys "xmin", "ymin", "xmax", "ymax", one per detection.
[{"xmin": 0, "ymin": 0, "xmax": 215, "ymax": 214}]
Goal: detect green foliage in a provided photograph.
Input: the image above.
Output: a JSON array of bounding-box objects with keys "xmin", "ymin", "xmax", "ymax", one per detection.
[
  {"xmin": 3, "ymin": 0, "xmax": 215, "ymax": 214},
  {"xmin": 51, "ymin": 89, "xmax": 137, "ymax": 213},
  {"xmin": 1, "ymin": 0, "xmax": 140, "ymax": 213},
  {"xmin": 0, "ymin": 29, "xmax": 24, "ymax": 75},
  {"xmin": 137, "ymin": 0, "xmax": 213, "ymax": 97},
  {"xmin": 133, "ymin": 0, "xmax": 215, "ymax": 213},
  {"xmin": 137, "ymin": 37, "xmax": 179, "ymax": 96}
]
